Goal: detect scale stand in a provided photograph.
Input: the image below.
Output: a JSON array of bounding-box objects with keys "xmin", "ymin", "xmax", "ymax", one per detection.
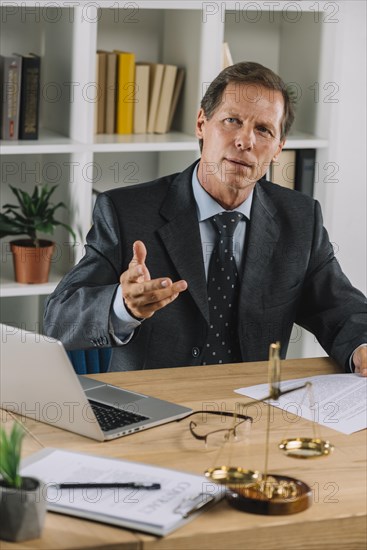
[{"xmin": 205, "ymin": 343, "xmax": 334, "ymax": 515}]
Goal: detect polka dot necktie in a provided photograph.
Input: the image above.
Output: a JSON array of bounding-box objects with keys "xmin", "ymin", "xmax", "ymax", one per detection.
[{"xmin": 202, "ymin": 211, "xmax": 245, "ymax": 365}]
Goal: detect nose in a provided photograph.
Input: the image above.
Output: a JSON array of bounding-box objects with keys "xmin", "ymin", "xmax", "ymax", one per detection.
[{"xmin": 234, "ymin": 126, "xmax": 254, "ymax": 150}]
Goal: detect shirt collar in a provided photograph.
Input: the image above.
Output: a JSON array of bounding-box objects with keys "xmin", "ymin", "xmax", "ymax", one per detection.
[{"xmin": 192, "ymin": 162, "xmax": 253, "ymax": 222}]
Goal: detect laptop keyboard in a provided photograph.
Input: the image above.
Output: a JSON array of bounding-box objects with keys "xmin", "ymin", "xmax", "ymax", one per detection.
[{"xmin": 89, "ymin": 400, "xmax": 150, "ymax": 432}]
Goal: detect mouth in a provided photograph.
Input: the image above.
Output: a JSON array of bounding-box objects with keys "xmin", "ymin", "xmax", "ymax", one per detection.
[{"xmin": 225, "ymin": 157, "xmax": 253, "ymax": 168}]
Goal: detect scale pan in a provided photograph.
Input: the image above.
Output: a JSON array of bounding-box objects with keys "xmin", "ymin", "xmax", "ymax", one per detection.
[
  {"xmin": 226, "ymin": 474, "xmax": 312, "ymax": 515},
  {"xmin": 279, "ymin": 437, "xmax": 334, "ymax": 458},
  {"xmin": 204, "ymin": 466, "xmax": 261, "ymax": 485}
]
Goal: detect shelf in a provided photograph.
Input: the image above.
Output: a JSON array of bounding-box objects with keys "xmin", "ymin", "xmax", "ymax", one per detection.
[
  {"xmin": 92, "ymin": 132, "xmax": 199, "ymax": 153},
  {"xmin": 0, "ymin": 269, "xmax": 62, "ymax": 298},
  {"xmin": 0, "ymin": 0, "xmax": 335, "ymax": 309},
  {"xmin": 0, "ymin": 1, "xmax": 205, "ymax": 8},
  {"xmin": 0, "ymin": 129, "xmax": 84, "ymax": 155},
  {"xmin": 93, "ymin": 131, "xmax": 326, "ymax": 152},
  {"xmin": 283, "ymin": 132, "xmax": 328, "ymax": 149},
  {"xmin": 0, "ymin": 130, "xmax": 325, "ymax": 156}
]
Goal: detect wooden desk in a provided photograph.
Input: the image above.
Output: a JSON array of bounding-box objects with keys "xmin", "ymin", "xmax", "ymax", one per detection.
[{"xmin": 1, "ymin": 358, "xmax": 366, "ymax": 550}]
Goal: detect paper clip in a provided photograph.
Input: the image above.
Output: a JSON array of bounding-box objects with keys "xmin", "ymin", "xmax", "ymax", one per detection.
[{"xmin": 173, "ymin": 493, "xmax": 217, "ymax": 519}]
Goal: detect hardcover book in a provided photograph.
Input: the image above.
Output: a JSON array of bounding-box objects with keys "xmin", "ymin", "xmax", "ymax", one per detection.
[
  {"xmin": 295, "ymin": 149, "xmax": 316, "ymax": 197},
  {"xmin": 115, "ymin": 51, "xmax": 135, "ymax": 134},
  {"xmin": 166, "ymin": 67, "xmax": 185, "ymax": 132},
  {"xmin": 222, "ymin": 42, "xmax": 234, "ymax": 69},
  {"xmin": 154, "ymin": 64, "xmax": 177, "ymax": 134},
  {"xmin": 96, "ymin": 51, "xmax": 107, "ymax": 134},
  {"xmin": 105, "ymin": 52, "xmax": 117, "ymax": 134},
  {"xmin": 270, "ymin": 149, "xmax": 296, "ymax": 189},
  {"xmin": 17, "ymin": 53, "xmax": 41, "ymax": 140},
  {"xmin": 0, "ymin": 55, "xmax": 22, "ymax": 140},
  {"xmin": 133, "ymin": 63, "xmax": 150, "ymax": 134},
  {"xmin": 146, "ymin": 63, "xmax": 164, "ymax": 133}
]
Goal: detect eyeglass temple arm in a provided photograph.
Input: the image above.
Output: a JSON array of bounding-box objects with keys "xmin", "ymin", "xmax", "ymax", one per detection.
[
  {"xmin": 236, "ymin": 381, "xmax": 311, "ymax": 410},
  {"xmin": 176, "ymin": 382, "xmax": 311, "ymax": 423},
  {"xmin": 176, "ymin": 409, "xmax": 253, "ymax": 423}
]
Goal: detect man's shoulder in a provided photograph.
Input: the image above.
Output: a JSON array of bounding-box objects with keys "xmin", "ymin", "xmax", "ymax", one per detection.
[
  {"xmin": 257, "ymin": 178, "xmax": 315, "ymax": 207},
  {"xmin": 106, "ymin": 171, "xmax": 180, "ymax": 201},
  {"xmin": 101, "ymin": 160, "xmax": 198, "ymax": 207}
]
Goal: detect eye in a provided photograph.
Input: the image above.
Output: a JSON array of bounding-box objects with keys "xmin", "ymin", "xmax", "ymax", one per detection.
[
  {"xmin": 256, "ymin": 125, "xmax": 272, "ymax": 136},
  {"xmin": 224, "ymin": 117, "xmax": 240, "ymax": 124}
]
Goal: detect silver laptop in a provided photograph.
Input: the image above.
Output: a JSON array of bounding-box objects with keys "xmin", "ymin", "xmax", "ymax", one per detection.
[{"xmin": 0, "ymin": 324, "xmax": 192, "ymax": 441}]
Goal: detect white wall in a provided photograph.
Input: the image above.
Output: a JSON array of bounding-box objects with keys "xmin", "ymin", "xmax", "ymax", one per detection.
[
  {"xmin": 321, "ymin": 1, "xmax": 366, "ymax": 295},
  {"xmin": 290, "ymin": 0, "xmax": 367, "ymax": 360},
  {"xmin": 221, "ymin": 2, "xmax": 366, "ymax": 362}
]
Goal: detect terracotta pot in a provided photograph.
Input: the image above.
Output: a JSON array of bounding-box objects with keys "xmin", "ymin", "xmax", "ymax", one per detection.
[
  {"xmin": 10, "ymin": 239, "xmax": 55, "ymax": 284},
  {"xmin": 0, "ymin": 477, "xmax": 47, "ymax": 542}
]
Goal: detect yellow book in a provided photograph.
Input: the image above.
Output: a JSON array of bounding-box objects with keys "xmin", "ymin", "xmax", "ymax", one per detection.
[
  {"xmin": 93, "ymin": 54, "xmax": 99, "ymax": 135},
  {"xmin": 115, "ymin": 51, "xmax": 135, "ymax": 134}
]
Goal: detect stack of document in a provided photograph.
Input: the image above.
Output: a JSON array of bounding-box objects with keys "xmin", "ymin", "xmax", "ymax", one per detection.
[
  {"xmin": 21, "ymin": 448, "xmax": 224, "ymax": 536},
  {"xmin": 235, "ymin": 374, "xmax": 367, "ymax": 435}
]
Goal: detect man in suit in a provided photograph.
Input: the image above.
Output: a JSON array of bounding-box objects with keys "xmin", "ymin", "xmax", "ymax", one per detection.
[{"xmin": 44, "ymin": 62, "xmax": 367, "ymax": 374}]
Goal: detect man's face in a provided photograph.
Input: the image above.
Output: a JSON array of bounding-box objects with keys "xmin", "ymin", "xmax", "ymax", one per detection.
[{"xmin": 196, "ymin": 82, "xmax": 285, "ymax": 205}]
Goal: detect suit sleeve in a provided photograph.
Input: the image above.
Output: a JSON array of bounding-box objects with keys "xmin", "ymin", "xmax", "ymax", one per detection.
[
  {"xmin": 43, "ymin": 193, "xmax": 126, "ymax": 350},
  {"xmin": 295, "ymin": 200, "xmax": 367, "ymax": 370}
]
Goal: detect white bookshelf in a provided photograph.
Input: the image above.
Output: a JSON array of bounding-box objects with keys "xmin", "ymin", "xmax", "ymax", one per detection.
[
  {"xmin": 0, "ymin": 272, "xmax": 61, "ymax": 298},
  {"xmin": 92, "ymin": 132, "xmax": 199, "ymax": 153},
  {"xmin": 0, "ymin": 129, "xmax": 84, "ymax": 154},
  {"xmin": 1, "ymin": 1, "xmax": 365, "ymax": 359}
]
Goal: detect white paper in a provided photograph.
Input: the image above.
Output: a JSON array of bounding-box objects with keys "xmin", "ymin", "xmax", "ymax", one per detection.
[
  {"xmin": 21, "ymin": 449, "xmax": 224, "ymax": 536},
  {"xmin": 234, "ymin": 374, "xmax": 367, "ymax": 434}
]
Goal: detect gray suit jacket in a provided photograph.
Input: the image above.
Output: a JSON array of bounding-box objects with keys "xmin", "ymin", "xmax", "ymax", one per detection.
[{"xmin": 44, "ymin": 162, "xmax": 367, "ymax": 371}]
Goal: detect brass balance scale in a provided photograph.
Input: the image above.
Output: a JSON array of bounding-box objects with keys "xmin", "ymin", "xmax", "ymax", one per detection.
[{"xmin": 204, "ymin": 343, "xmax": 334, "ymax": 515}]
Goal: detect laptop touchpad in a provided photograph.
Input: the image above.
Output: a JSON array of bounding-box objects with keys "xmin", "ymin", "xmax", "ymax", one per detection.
[{"xmin": 85, "ymin": 386, "xmax": 146, "ymax": 406}]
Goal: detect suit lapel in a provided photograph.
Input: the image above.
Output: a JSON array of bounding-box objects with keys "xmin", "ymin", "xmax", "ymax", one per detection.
[
  {"xmin": 157, "ymin": 171, "xmax": 281, "ymax": 326},
  {"xmin": 158, "ymin": 164, "xmax": 210, "ymax": 324},
  {"xmin": 239, "ymin": 182, "xmax": 280, "ymax": 311}
]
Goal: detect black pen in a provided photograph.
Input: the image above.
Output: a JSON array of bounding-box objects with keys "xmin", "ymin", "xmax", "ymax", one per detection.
[{"xmin": 57, "ymin": 482, "xmax": 161, "ymax": 490}]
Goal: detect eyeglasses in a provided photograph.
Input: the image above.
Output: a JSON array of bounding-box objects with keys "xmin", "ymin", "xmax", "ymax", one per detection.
[{"xmin": 179, "ymin": 409, "xmax": 253, "ymax": 451}]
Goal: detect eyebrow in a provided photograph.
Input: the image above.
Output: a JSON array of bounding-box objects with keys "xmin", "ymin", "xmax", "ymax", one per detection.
[{"xmin": 221, "ymin": 111, "xmax": 241, "ymax": 118}]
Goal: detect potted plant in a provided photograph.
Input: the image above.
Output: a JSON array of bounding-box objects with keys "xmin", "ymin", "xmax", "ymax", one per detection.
[
  {"xmin": 0, "ymin": 184, "xmax": 76, "ymax": 284},
  {"xmin": 0, "ymin": 422, "xmax": 46, "ymax": 542}
]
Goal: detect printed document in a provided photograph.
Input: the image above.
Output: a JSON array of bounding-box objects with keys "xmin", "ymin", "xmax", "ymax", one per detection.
[
  {"xmin": 234, "ymin": 374, "xmax": 367, "ymax": 434},
  {"xmin": 21, "ymin": 448, "xmax": 224, "ymax": 536}
]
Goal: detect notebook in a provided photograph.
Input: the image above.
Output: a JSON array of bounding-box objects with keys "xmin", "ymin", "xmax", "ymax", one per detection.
[{"xmin": 0, "ymin": 324, "xmax": 192, "ymax": 441}]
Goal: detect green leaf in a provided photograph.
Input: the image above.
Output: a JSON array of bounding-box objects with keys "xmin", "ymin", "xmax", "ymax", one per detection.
[
  {"xmin": 0, "ymin": 423, "xmax": 25, "ymax": 487},
  {"xmin": 0, "ymin": 215, "xmax": 26, "ymax": 238},
  {"xmin": 1, "ymin": 184, "xmax": 76, "ymax": 244},
  {"xmin": 2, "ymin": 203, "xmax": 21, "ymax": 210},
  {"xmin": 37, "ymin": 222, "xmax": 54, "ymax": 234}
]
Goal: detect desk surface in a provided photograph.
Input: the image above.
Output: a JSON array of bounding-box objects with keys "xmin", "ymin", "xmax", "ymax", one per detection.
[{"xmin": 1, "ymin": 357, "xmax": 366, "ymax": 550}]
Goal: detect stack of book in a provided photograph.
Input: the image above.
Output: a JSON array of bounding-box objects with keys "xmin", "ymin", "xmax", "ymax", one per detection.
[
  {"xmin": 95, "ymin": 50, "xmax": 185, "ymax": 135},
  {"xmin": 0, "ymin": 53, "xmax": 41, "ymax": 140}
]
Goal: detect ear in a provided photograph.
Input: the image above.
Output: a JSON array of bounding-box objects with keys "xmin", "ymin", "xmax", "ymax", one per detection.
[
  {"xmin": 195, "ymin": 108, "xmax": 206, "ymax": 139},
  {"xmin": 272, "ymin": 140, "xmax": 285, "ymax": 162}
]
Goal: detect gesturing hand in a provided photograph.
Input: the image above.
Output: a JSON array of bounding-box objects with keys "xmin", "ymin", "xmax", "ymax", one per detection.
[
  {"xmin": 353, "ymin": 345, "xmax": 367, "ymax": 377},
  {"xmin": 119, "ymin": 240, "xmax": 188, "ymax": 320}
]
